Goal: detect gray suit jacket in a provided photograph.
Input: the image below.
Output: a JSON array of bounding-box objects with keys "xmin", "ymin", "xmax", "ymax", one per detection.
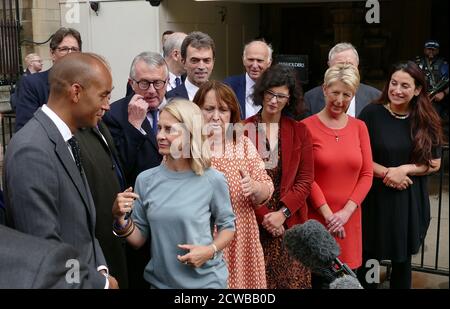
[
  {"xmin": 303, "ymin": 83, "xmax": 381, "ymax": 117},
  {"xmin": 4, "ymin": 108, "xmax": 106, "ymax": 288},
  {"xmin": 0, "ymin": 225, "xmax": 95, "ymax": 288}
]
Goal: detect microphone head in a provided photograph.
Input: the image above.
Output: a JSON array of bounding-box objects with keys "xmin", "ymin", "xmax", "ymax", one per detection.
[
  {"xmin": 284, "ymin": 219, "xmax": 340, "ymax": 270},
  {"xmin": 329, "ymin": 275, "xmax": 363, "ymax": 289}
]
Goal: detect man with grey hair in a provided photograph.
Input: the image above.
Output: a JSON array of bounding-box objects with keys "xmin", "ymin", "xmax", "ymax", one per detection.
[
  {"xmin": 224, "ymin": 40, "xmax": 273, "ymax": 119},
  {"xmin": 304, "ymin": 42, "xmax": 381, "ymax": 117},
  {"xmin": 163, "ymin": 32, "xmax": 187, "ymax": 91},
  {"xmin": 166, "ymin": 31, "xmax": 216, "ymax": 101},
  {"xmin": 104, "ymin": 51, "xmax": 167, "ymax": 187},
  {"xmin": 103, "ymin": 51, "xmax": 168, "ymax": 289}
]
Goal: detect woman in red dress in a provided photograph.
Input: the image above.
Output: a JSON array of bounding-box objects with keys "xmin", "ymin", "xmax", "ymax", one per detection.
[{"xmin": 302, "ymin": 64, "xmax": 373, "ymax": 288}]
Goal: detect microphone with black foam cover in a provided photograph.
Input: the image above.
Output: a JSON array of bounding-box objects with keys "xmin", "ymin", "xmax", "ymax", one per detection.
[{"xmin": 283, "ymin": 219, "xmax": 357, "ymax": 280}]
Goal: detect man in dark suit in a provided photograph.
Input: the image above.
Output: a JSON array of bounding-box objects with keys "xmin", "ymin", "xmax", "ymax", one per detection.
[
  {"xmin": 103, "ymin": 51, "xmax": 166, "ymax": 187},
  {"xmin": 10, "ymin": 53, "xmax": 43, "ymax": 111},
  {"xmin": 224, "ymin": 40, "xmax": 273, "ymax": 119},
  {"xmin": 14, "ymin": 27, "xmax": 82, "ymax": 132},
  {"xmin": 4, "ymin": 53, "xmax": 118, "ymax": 289},
  {"xmin": 76, "ymin": 120, "xmax": 128, "ymax": 288},
  {"xmin": 0, "ymin": 225, "xmax": 95, "ymax": 288},
  {"xmin": 163, "ymin": 32, "xmax": 187, "ymax": 92},
  {"xmin": 166, "ymin": 31, "xmax": 215, "ymax": 101},
  {"xmin": 304, "ymin": 42, "xmax": 381, "ymax": 118},
  {"xmin": 103, "ymin": 51, "xmax": 167, "ymax": 288}
]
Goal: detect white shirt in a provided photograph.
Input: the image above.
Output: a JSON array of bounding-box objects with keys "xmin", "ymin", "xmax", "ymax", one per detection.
[
  {"xmin": 185, "ymin": 78, "xmax": 199, "ymax": 101},
  {"xmin": 42, "ymin": 105, "xmax": 75, "ymax": 161},
  {"xmin": 41, "ymin": 104, "xmax": 109, "ymax": 288},
  {"xmin": 245, "ymin": 73, "xmax": 261, "ymax": 118},
  {"xmin": 139, "ymin": 98, "xmax": 167, "ymax": 136},
  {"xmin": 346, "ymin": 96, "xmax": 356, "ymax": 117},
  {"xmin": 167, "ymin": 72, "xmax": 182, "ymax": 92}
]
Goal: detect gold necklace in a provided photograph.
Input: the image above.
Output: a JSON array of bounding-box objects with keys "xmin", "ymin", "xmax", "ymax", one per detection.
[
  {"xmin": 332, "ymin": 129, "xmax": 340, "ymax": 142},
  {"xmin": 385, "ymin": 103, "xmax": 409, "ymax": 119}
]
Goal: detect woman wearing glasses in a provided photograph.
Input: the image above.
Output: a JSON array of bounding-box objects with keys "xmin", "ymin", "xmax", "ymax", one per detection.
[
  {"xmin": 245, "ymin": 64, "xmax": 314, "ymax": 289},
  {"xmin": 302, "ymin": 64, "xmax": 373, "ymax": 288}
]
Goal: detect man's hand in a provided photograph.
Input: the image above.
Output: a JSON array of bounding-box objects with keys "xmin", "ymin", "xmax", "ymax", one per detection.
[
  {"xmin": 108, "ymin": 275, "xmax": 119, "ymax": 289},
  {"xmin": 128, "ymin": 94, "xmax": 149, "ymax": 130}
]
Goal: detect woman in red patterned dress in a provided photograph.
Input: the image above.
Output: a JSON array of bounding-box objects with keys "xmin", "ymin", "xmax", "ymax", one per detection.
[{"xmin": 194, "ymin": 81, "xmax": 274, "ymax": 288}]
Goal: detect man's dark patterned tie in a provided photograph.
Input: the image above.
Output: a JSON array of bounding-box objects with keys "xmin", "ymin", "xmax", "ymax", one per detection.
[{"xmin": 67, "ymin": 136, "xmax": 83, "ymax": 175}]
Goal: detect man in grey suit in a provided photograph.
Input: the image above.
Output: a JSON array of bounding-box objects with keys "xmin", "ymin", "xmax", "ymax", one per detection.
[
  {"xmin": 304, "ymin": 42, "xmax": 381, "ymax": 117},
  {"xmin": 3, "ymin": 52, "xmax": 118, "ymax": 289}
]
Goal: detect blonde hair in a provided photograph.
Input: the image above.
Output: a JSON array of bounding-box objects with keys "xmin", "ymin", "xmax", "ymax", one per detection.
[
  {"xmin": 162, "ymin": 99, "xmax": 211, "ymax": 175},
  {"xmin": 324, "ymin": 63, "xmax": 360, "ymax": 93}
]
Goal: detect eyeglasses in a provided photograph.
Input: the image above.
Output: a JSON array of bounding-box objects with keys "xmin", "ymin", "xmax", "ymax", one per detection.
[
  {"xmin": 132, "ymin": 79, "xmax": 166, "ymax": 90},
  {"xmin": 264, "ymin": 89, "xmax": 290, "ymax": 102},
  {"xmin": 55, "ymin": 46, "xmax": 80, "ymax": 54}
]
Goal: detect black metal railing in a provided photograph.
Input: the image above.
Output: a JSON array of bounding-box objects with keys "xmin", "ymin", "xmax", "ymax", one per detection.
[
  {"xmin": 413, "ymin": 145, "xmax": 449, "ymax": 276},
  {"xmin": 1, "ymin": 110, "xmax": 14, "ymax": 156},
  {"xmin": 0, "ymin": 0, "xmax": 21, "ymax": 85}
]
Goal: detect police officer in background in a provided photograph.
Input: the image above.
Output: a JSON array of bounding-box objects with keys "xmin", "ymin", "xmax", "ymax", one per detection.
[{"xmin": 416, "ymin": 40, "xmax": 449, "ymax": 142}]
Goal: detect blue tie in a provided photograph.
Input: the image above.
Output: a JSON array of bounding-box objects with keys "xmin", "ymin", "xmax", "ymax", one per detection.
[
  {"xmin": 150, "ymin": 109, "xmax": 158, "ymax": 136},
  {"xmin": 175, "ymin": 77, "xmax": 181, "ymax": 87}
]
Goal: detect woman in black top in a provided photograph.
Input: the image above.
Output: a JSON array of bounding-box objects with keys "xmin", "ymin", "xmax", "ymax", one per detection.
[{"xmin": 358, "ymin": 61, "xmax": 443, "ymax": 289}]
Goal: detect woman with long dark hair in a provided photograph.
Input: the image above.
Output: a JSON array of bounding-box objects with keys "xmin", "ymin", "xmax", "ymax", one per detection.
[{"xmin": 358, "ymin": 61, "xmax": 443, "ymax": 289}]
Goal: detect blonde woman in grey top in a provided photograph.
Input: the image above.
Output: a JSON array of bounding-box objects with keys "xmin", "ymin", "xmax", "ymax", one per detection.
[{"xmin": 112, "ymin": 99, "xmax": 236, "ymax": 288}]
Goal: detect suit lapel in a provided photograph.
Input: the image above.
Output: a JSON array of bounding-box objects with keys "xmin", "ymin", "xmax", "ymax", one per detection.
[
  {"xmin": 238, "ymin": 75, "xmax": 246, "ymax": 119},
  {"xmin": 35, "ymin": 110, "xmax": 94, "ymax": 222},
  {"xmin": 280, "ymin": 116, "xmax": 293, "ymax": 193},
  {"xmin": 180, "ymin": 84, "xmax": 189, "ymax": 99},
  {"xmin": 142, "ymin": 118, "xmax": 158, "ymax": 148}
]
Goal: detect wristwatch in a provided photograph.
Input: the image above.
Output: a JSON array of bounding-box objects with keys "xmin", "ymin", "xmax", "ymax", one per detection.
[{"xmin": 281, "ymin": 206, "xmax": 291, "ymax": 218}]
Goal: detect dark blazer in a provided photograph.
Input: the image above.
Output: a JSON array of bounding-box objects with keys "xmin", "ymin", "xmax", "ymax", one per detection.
[
  {"xmin": 303, "ymin": 83, "xmax": 381, "ymax": 117},
  {"xmin": 0, "ymin": 225, "xmax": 96, "ymax": 288},
  {"xmin": 4, "ymin": 109, "xmax": 107, "ymax": 288},
  {"xmin": 244, "ymin": 115, "xmax": 314, "ymax": 228},
  {"xmin": 14, "ymin": 69, "xmax": 50, "ymax": 132},
  {"xmin": 76, "ymin": 121, "xmax": 128, "ymax": 288},
  {"xmin": 103, "ymin": 95, "xmax": 162, "ymax": 187},
  {"xmin": 165, "ymin": 84, "xmax": 189, "ymax": 100},
  {"xmin": 223, "ymin": 74, "xmax": 246, "ymax": 119}
]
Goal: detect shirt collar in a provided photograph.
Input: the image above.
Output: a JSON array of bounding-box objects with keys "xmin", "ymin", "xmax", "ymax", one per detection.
[
  {"xmin": 184, "ymin": 78, "xmax": 199, "ymax": 101},
  {"xmin": 168, "ymin": 72, "xmax": 178, "ymax": 88},
  {"xmin": 245, "ymin": 73, "xmax": 256, "ymax": 91},
  {"xmin": 41, "ymin": 104, "xmax": 73, "ymax": 142}
]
